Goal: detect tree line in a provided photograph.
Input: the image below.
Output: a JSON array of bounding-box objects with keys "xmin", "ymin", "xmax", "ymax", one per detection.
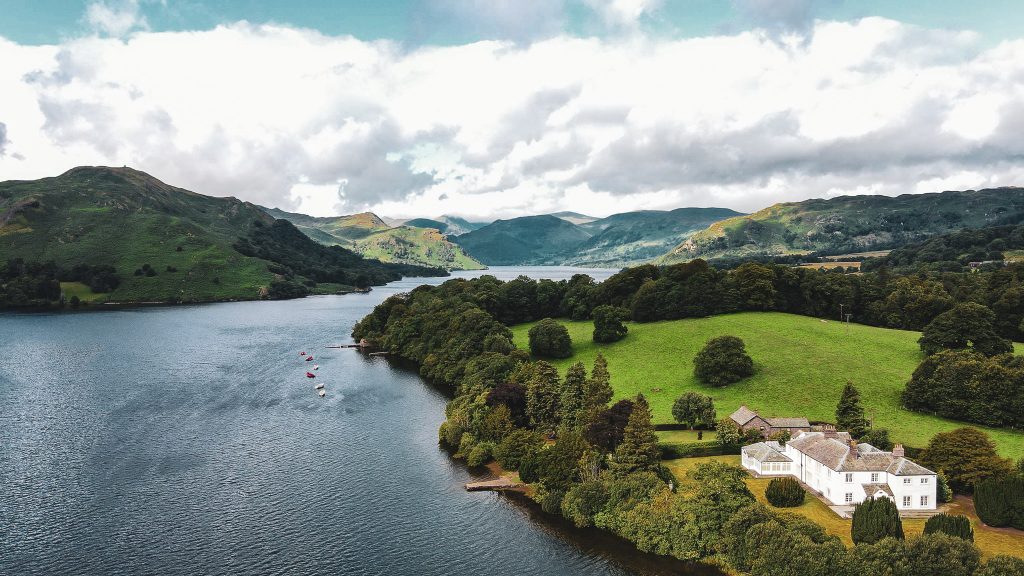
[{"xmin": 0, "ymin": 259, "xmax": 120, "ymax": 308}]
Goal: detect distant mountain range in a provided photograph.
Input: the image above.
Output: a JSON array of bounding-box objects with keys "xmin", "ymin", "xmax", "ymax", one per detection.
[
  {"xmin": 451, "ymin": 208, "xmax": 743, "ymax": 266},
  {"xmin": 0, "ymin": 167, "xmax": 442, "ymax": 303},
  {"xmin": 400, "ymin": 215, "xmax": 487, "ymax": 236},
  {"xmin": 262, "ymin": 208, "xmax": 484, "ymax": 271},
  {"xmin": 660, "ymin": 188, "xmax": 1024, "ymax": 263}
]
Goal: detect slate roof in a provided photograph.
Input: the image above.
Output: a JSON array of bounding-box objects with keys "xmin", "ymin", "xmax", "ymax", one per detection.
[
  {"xmin": 730, "ymin": 405, "xmax": 759, "ymax": 426},
  {"xmin": 766, "ymin": 417, "xmax": 811, "ymax": 429},
  {"xmin": 742, "ymin": 441, "xmax": 792, "ymax": 463},
  {"xmin": 787, "ymin": 432, "xmax": 935, "ymax": 475},
  {"xmin": 863, "ymin": 484, "xmax": 894, "ymax": 499}
]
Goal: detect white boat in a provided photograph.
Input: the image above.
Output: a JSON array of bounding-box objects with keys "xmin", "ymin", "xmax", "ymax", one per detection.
[
  {"xmin": 313, "ymin": 364, "xmax": 319, "ymax": 370},
  {"xmin": 318, "ymin": 388, "xmax": 326, "ymax": 397},
  {"xmin": 315, "ymin": 382, "xmax": 325, "ymax": 390}
]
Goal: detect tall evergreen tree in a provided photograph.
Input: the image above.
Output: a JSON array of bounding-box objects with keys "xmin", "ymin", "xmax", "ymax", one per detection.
[
  {"xmin": 584, "ymin": 354, "xmax": 614, "ymax": 410},
  {"xmin": 526, "ymin": 361, "xmax": 561, "ymax": 433},
  {"xmin": 609, "ymin": 394, "xmax": 660, "ymax": 476},
  {"xmin": 559, "ymin": 361, "xmax": 589, "ymax": 430},
  {"xmin": 836, "ymin": 381, "xmax": 869, "ymax": 438},
  {"xmin": 851, "ymin": 497, "xmax": 904, "ymax": 544}
]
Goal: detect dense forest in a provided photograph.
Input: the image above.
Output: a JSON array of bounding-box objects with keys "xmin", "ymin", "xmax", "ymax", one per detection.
[
  {"xmin": 0, "ymin": 259, "xmax": 119, "ymax": 308},
  {"xmin": 352, "ymin": 262, "xmax": 1024, "ymax": 575}
]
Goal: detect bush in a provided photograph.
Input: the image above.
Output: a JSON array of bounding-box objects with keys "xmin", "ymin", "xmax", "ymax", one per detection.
[
  {"xmin": 592, "ymin": 304, "xmax": 629, "ymax": 343},
  {"xmin": 919, "ymin": 428, "xmax": 1014, "ymax": 493},
  {"xmin": 859, "ymin": 428, "xmax": 893, "ymax": 450},
  {"xmin": 693, "ymin": 335, "xmax": 754, "ymax": 387},
  {"xmin": 974, "ymin": 475, "xmax": 1024, "ymax": 529},
  {"xmin": 561, "ymin": 480, "xmax": 609, "ymax": 527},
  {"xmin": 518, "ymin": 451, "xmax": 541, "ymax": 483},
  {"xmin": 494, "ymin": 429, "xmax": 543, "ymax": 470},
  {"xmin": 540, "ymin": 488, "xmax": 565, "ymax": 515},
  {"xmin": 923, "ymin": 513, "xmax": 973, "ymax": 541},
  {"xmin": 765, "ymin": 477, "xmax": 805, "ymax": 507},
  {"xmin": 851, "ymin": 497, "xmax": 904, "ymax": 544},
  {"xmin": 975, "ymin": 555, "xmax": 1024, "ymax": 576},
  {"xmin": 467, "ymin": 441, "xmax": 494, "ymax": 467},
  {"xmin": 528, "ymin": 318, "xmax": 572, "ymax": 358}
]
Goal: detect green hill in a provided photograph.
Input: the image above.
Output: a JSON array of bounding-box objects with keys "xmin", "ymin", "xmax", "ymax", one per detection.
[
  {"xmin": 263, "ymin": 208, "xmax": 483, "ymax": 270},
  {"xmin": 0, "ymin": 166, "xmax": 442, "ymax": 304},
  {"xmin": 510, "ymin": 312, "xmax": 1024, "ymax": 459},
  {"xmin": 661, "ymin": 188, "xmax": 1024, "ymax": 263},
  {"xmin": 566, "ymin": 207, "xmax": 743, "ymax": 267},
  {"xmin": 454, "ymin": 214, "xmax": 593, "ymax": 265}
]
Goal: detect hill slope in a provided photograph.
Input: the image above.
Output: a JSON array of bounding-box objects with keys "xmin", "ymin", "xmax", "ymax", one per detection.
[
  {"xmin": 263, "ymin": 208, "xmax": 483, "ymax": 270},
  {"xmin": 661, "ymin": 188, "xmax": 1024, "ymax": 263},
  {"xmin": 510, "ymin": 312, "xmax": 1024, "ymax": 459},
  {"xmin": 566, "ymin": 207, "xmax": 743, "ymax": 266},
  {"xmin": 453, "ymin": 215, "xmax": 593, "ymax": 265},
  {"xmin": 0, "ymin": 167, "xmax": 442, "ymax": 303},
  {"xmin": 401, "ymin": 215, "xmax": 487, "ymax": 236}
]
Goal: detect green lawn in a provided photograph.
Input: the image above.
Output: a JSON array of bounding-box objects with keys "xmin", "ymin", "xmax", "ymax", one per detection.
[
  {"xmin": 511, "ymin": 312, "xmax": 1024, "ymax": 459},
  {"xmin": 656, "ymin": 429, "xmax": 717, "ymax": 443},
  {"xmin": 666, "ymin": 455, "xmax": 1024, "ymax": 559},
  {"xmin": 59, "ymin": 282, "xmax": 106, "ymax": 303}
]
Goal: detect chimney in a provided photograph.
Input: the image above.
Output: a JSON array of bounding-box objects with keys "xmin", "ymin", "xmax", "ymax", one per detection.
[
  {"xmin": 823, "ymin": 425, "xmax": 837, "ymax": 439},
  {"xmin": 893, "ymin": 444, "xmax": 905, "ymax": 458},
  {"xmin": 849, "ymin": 440, "xmax": 858, "ymax": 458}
]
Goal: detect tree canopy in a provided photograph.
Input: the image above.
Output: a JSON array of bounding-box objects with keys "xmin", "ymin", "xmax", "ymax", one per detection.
[{"xmin": 693, "ymin": 335, "xmax": 754, "ymax": 387}]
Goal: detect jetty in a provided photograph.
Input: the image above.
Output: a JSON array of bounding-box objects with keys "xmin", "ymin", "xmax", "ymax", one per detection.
[
  {"xmin": 464, "ymin": 477, "xmax": 522, "ymax": 492},
  {"xmin": 327, "ymin": 338, "xmax": 374, "ymax": 350}
]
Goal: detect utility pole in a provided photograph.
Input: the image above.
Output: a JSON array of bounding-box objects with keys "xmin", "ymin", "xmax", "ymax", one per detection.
[{"xmin": 840, "ymin": 303, "xmax": 844, "ymax": 322}]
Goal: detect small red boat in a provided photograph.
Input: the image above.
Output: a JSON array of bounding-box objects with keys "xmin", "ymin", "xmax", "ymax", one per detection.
[
  {"xmin": 300, "ymin": 351, "xmax": 306, "ymax": 356},
  {"xmin": 305, "ymin": 356, "xmax": 314, "ymax": 362},
  {"xmin": 306, "ymin": 372, "xmax": 316, "ymax": 378}
]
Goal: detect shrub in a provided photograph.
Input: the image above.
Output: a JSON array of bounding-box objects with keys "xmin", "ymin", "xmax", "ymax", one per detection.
[
  {"xmin": 467, "ymin": 442, "xmax": 494, "ymax": 467},
  {"xmin": 540, "ymin": 488, "xmax": 565, "ymax": 515},
  {"xmin": 975, "ymin": 555, "xmax": 1024, "ymax": 576},
  {"xmin": 693, "ymin": 335, "xmax": 754, "ymax": 387},
  {"xmin": 974, "ymin": 475, "xmax": 1024, "ymax": 529},
  {"xmin": 765, "ymin": 477, "xmax": 805, "ymax": 507},
  {"xmin": 494, "ymin": 429, "xmax": 543, "ymax": 470},
  {"xmin": 592, "ymin": 304, "xmax": 629, "ymax": 343},
  {"xmin": 851, "ymin": 497, "xmax": 904, "ymax": 544},
  {"xmin": 923, "ymin": 513, "xmax": 973, "ymax": 541},
  {"xmin": 528, "ymin": 318, "xmax": 572, "ymax": 358},
  {"xmin": 919, "ymin": 428, "xmax": 1014, "ymax": 493},
  {"xmin": 859, "ymin": 428, "xmax": 893, "ymax": 450},
  {"xmin": 561, "ymin": 480, "xmax": 609, "ymax": 528}
]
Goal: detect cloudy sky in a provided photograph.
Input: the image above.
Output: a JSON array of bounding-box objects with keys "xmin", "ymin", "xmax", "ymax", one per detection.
[{"xmin": 1, "ymin": 1, "xmax": 1023, "ymax": 219}]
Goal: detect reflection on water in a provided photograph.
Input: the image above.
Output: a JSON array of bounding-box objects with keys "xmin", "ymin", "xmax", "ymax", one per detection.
[{"xmin": 0, "ymin": 267, "xmax": 721, "ymax": 576}]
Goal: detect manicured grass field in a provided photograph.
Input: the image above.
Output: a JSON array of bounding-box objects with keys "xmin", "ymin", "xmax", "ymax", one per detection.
[
  {"xmin": 510, "ymin": 312, "xmax": 1024, "ymax": 459},
  {"xmin": 666, "ymin": 455, "xmax": 1024, "ymax": 559},
  {"xmin": 656, "ymin": 430, "xmax": 717, "ymax": 443}
]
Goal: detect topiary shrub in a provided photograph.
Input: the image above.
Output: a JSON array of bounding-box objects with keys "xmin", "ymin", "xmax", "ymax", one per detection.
[
  {"xmin": 528, "ymin": 318, "xmax": 572, "ymax": 358},
  {"xmin": 765, "ymin": 477, "xmax": 805, "ymax": 507},
  {"xmin": 693, "ymin": 335, "xmax": 754, "ymax": 387},
  {"xmin": 851, "ymin": 497, "xmax": 904, "ymax": 544},
  {"xmin": 974, "ymin": 475, "xmax": 1024, "ymax": 529},
  {"xmin": 923, "ymin": 513, "xmax": 974, "ymax": 541}
]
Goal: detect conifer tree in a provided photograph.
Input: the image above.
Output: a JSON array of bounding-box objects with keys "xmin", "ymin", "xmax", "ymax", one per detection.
[
  {"xmin": 526, "ymin": 361, "xmax": 561, "ymax": 434},
  {"xmin": 851, "ymin": 497, "xmax": 904, "ymax": 544},
  {"xmin": 836, "ymin": 381, "xmax": 869, "ymax": 438},
  {"xmin": 609, "ymin": 394, "xmax": 660, "ymax": 476},
  {"xmin": 584, "ymin": 354, "xmax": 614, "ymax": 410},
  {"xmin": 559, "ymin": 361, "xmax": 589, "ymax": 431}
]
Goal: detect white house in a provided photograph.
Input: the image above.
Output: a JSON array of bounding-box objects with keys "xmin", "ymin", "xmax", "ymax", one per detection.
[{"xmin": 741, "ymin": 427, "xmax": 937, "ymax": 510}]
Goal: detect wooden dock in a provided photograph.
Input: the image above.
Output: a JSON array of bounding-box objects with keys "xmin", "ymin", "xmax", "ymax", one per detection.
[{"xmin": 464, "ymin": 477, "xmax": 521, "ymax": 492}]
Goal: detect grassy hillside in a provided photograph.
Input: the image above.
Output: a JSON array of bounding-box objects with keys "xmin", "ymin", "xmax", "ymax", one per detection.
[
  {"xmin": 510, "ymin": 312, "xmax": 1024, "ymax": 459},
  {"xmin": 0, "ymin": 167, "xmax": 441, "ymax": 303},
  {"xmin": 264, "ymin": 208, "xmax": 483, "ymax": 270},
  {"xmin": 454, "ymin": 214, "xmax": 592, "ymax": 265},
  {"xmin": 565, "ymin": 207, "xmax": 743, "ymax": 267},
  {"xmin": 661, "ymin": 188, "xmax": 1024, "ymax": 263}
]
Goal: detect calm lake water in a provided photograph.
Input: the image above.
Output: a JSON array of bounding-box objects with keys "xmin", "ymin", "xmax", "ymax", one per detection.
[{"xmin": 0, "ymin": 266, "xmax": 722, "ymax": 576}]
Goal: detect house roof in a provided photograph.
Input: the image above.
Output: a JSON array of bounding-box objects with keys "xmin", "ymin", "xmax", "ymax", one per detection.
[
  {"xmin": 787, "ymin": 432, "xmax": 935, "ymax": 475},
  {"xmin": 730, "ymin": 405, "xmax": 759, "ymax": 426},
  {"xmin": 766, "ymin": 417, "xmax": 811, "ymax": 429},
  {"xmin": 863, "ymin": 483, "xmax": 894, "ymax": 499},
  {"xmin": 742, "ymin": 441, "xmax": 792, "ymax": 462}
]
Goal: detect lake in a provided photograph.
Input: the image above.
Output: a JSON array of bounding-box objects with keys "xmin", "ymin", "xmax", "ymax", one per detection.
[{"xmin": 0, "ymin": 267, "xmax": 722, "ymax": 576}]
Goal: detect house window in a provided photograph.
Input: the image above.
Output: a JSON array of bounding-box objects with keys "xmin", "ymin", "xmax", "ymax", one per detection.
[
  {"xmin": 903, "ymin": 496, "xmax": 912, "ymax": 507},
  {"xmin": 845, "ymin": 473, "xmax": 853, "ymax": 483},
  {"xmin": 871, "ymin": 473, "xmax": 879, "ymax": 482},
  {"xmin": 903, "ymin": 478, "xmax": 911, "ymax": 484},
  {"xmin": 921, "ymin": 495, "xmax": 929, "ymax": 507},
  {"xmin": 920, "ymin": 478, "xmax": 929, "ymax": 484},
  {"xmin": 844, "ymin": 493, "xmax": 854, "ymax": 503}
]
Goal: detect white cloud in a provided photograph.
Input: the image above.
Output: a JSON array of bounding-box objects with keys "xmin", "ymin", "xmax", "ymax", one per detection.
[
  {"xmin": 585, "ymin": 0, "xmax": 663, "ymax": 29},
  {"xmin": 1, "ymin": 17, "xmax": 1023, "ymax": 220},
  {"xmin": 85, "ymin": 0, "xmax": 149, "ymax": 37}
]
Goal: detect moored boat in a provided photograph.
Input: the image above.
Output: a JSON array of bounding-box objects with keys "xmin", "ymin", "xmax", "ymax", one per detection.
[
  {"xmin": 318, "ymin": 388, "xmax": 326, "ymax": 397},
  {"xmin": 306, "ymin": 372, "xmax": 316, "ymax": 378}
]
